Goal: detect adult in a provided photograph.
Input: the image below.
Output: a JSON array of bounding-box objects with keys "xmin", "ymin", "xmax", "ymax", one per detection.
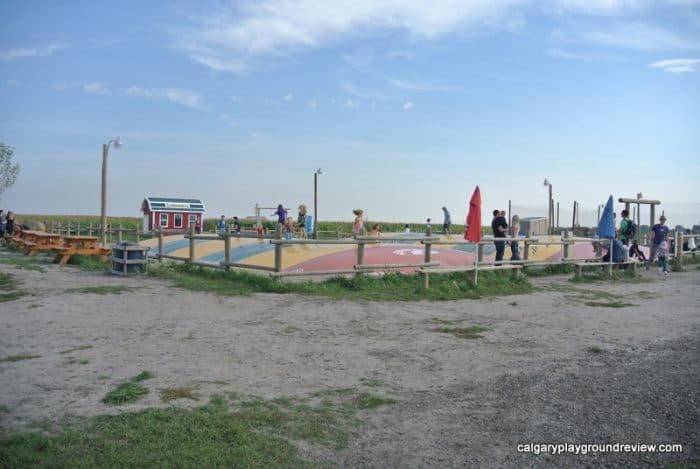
[
  {"xmin": 491, "ymin": 209, "xmax": 508, "ymax": 264},
  {"xmin": 602, "ymin": 238, "xmax": 625, "ymax": 263},
  {"xmin": 352, "ymin": 209, "xmax": 364, "ymax": 236},
  {"xmin": 232, "ymin": 216, "xmax": 241, "ymax": 234},
  {"xmin": 441, "ymin": 206, "xmax": 452, "ymax": 235},
  {"xmin": 649, "ymin": 215, "xmax": 669, "ymax": 266},
  {"xmin": 0, "ymin": 209, "xmax": 4, "ymax": 238},
  {"xmin": 4, "ymin": 211, "xmax": 15, "ymax": 236},
  {"xmin": 618, "ymin": 209, "xmax": 632, "ymax": 245},
  {"xmin": 297, "ymin": 205, "xmax": 308, "ymax": 239},
  {"xmin": 509, "ymin": 214, "xmax": 521, "ymax": 261}
]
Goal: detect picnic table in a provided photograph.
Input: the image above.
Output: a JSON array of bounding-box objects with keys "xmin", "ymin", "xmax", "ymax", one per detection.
[
  {"xmin": 53, "ymin": 235, "xmax": 111, "ymax": 265},
  {"xmin": 23, "ymin": 231, "xmax": 63, "ymax": 256}
]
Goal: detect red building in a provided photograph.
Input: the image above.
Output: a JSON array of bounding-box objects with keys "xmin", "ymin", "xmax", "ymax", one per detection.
[{"xmin": 141, "ymin": 197, "xmax": 206, "ymax": 232}]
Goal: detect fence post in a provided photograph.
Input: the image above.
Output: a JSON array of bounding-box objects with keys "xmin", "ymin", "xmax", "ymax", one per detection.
[
  {"xmin": 562, "ymin": 231, "xmax": 571, "ymax": 260},
  {"xmin": 67, "ymin": 222, "xmax": 72, "ymax": 236},
  {"xmin": 88, "ymin": 222, "xmax": 93, "ymax": 236},
  {"xmin": 676, "ymin": 231, "xmax": 683, "ymax": 271},
  {"xmin": 356, "ymin": 240, "xmax": 365, "ymax": 267},
  {"xmin": 77, "ymin": 222, "xmax": 81, "ymax": 236},
  {"xmin": 477, "ymin": 242, "xmax": 484, "ymax": 263},
  {"xmin": 158, "ymin": 230, "xmax": 164, "ymax": 263},
  {"xmin": 188, "ymin": 225, "xmax": 196, "ymax": 264},
  {"xmin": 274, "ymin": 226, "xmax": 283, "ymax": 273},
  {"xmin": 118, "ymin": 223, "xmax": 123, "ymax": 243},
  {"xmin": 523, "ymin": 241, "xmax": 530, "ymax": 262},
  {"xmin": 135, "ymin": 228, "xmax": 140, "ymax": 243},
  {"xmin": 224, "ymin": 234, "xmax": 231, "ymax": 271}
]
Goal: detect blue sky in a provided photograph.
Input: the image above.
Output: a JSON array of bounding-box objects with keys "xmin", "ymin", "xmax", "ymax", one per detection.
[{"xmin": 1, "ymin": 0, "xmax": 699, "ymax": 227}]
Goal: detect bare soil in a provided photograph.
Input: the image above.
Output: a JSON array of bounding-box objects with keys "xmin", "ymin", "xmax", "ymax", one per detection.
[{"xmin": 1, "ymin": 251, "xmax": 698, "ymax": 467}]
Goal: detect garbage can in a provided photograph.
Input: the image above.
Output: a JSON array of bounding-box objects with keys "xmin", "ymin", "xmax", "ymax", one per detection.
[{"xmin": 111, "ymin": 242, "xmax": 150, "ymax": 276}]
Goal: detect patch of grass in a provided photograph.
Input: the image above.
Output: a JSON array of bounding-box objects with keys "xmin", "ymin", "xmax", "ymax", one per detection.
[
  {"xmin": 27, "ymin": 303, "xmax": 41, "ymax": 309},
  {"xmin": 588, "ymin": 346, "xmax": 604, "ymax": 354},
  {"xmin": 583, "ymin": 300, "xmax": 637, "ymax": 308},
  {"xmin": 0, "ymin": 353, "xmax": 41, "ymax": 363},
  {"xmin": 359, "ymin": 378, "xmax": 384, "ymax": 388},
  {"xmin": 0, "ymin": 272, "xmax": 15, "ymax": 290},
  {"xmin": 0, "ymin": 405, "xmax": 9, "ymax": 414},
  {"xmin": 66, "ymin": 255, "xmax": 110, "ymax": 272},
  {"xmin": 432, "ymin": 326, "xmax": 488, "ymax": 339},
  {"xmin": 427, "ymin": 317, "xmax": 461, "ymax": 325},
  {"xmin": 160, "ymin": 387, "xmax": 199, "ymax": 402},
  {"xmin": 570, "ymin": 267, "xmax": 641, "ymax": 283},
  {"xmin": 65, "ymin": 285, "xmax": 138, "ymax": 295},
  {"xmin": 148, "ymin": 263, "xmax": 533, "ymax": 301},
  {"xmin": 0, "ymin": 257, "xmax": 47, "ymax": 272},
  {"xmin": 523, "ymin": 263, "xmax": 574, "ymax": 277},
  {"xmin": 101, "ymin": 382, "xmax": 149, "ymax": 405},
  {"xmin": 59, "ymin": 345, "xmax": 94, "ymax": 354},
  {"xmin": 132, "ymin": 371, "xmax": 155, "ymax": 382},
  {"xmin": 0, "ymin": 388, "xmax": 396, "ymax": 467},
  {"xmin": 65, "ymin": 358, "xmax": 90, "ymax": 365},
  {"xmin": 0, "ymin": 291, "xmax": 28, "ymax": 303},
  {"xmin": 100, "ymin": 371, "xmax": 155, "ymax": 405}
]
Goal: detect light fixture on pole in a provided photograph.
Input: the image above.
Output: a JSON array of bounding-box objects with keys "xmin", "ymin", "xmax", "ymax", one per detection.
[
  {"xmin": 313, "ymin": 168, "xmax": 322, "ymax": 240},
  {"xmin": 543, "ymin": 178, "xmax": 553, "ymax": 234},
  {"xmin": 101, "ymin": 137, "xmax": 122, "ymax": 246}
]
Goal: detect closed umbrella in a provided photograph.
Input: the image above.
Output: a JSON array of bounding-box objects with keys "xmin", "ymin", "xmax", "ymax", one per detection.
[
  {"xmin": 596, "ymin": 195, "xmax": 616, "ymax": 239},
  {"xmin": 596, "ymin": 195, "xmax": 616, "ymax": 276},
  {"xmin": 465, "ymin": 186, "xmax": 482, "ymax": 242}
]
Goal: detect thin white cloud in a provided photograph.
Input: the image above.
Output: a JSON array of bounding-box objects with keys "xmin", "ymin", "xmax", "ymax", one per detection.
[
  {"xmin": 309, "ymin": 98, "xmax": 319, "ymax": 109},
  {"xmin": 5, "ymin": 79, "xmax": 19, "ymax": 87},
  {"xmin": 403, "ymin": 101, "xmax": 415, "ymax": 111},
  {"xmin": 546, "ymin": 48, "xmax": 619, "ymax": 61},
  {"xmin": 283, "ymin": 93, "xmax": 293, "ymax": 101},
  {"xmin": 219, "ymin": 113, "xmax": 239, "ymax": 128},
  {"xmin": 649, "ymin": 58, "xmax": 700, "ymax": 73},
  {"xmin": 176, "ymin": 1, "xmax": 700, "ymax": 73},
  {"xmin": 126, "ymin": 86, "xmax": 202, "ymax": 108},
  {"xmin": 556, "ymin": 22, "xmax": 700, "ymax": 51},
  {"xmin": 82, "ymin": 82, "xmax": 111, "ymax": 95},
  {"xmin": 341, "ymin": 99, "xmax": 354, "ymax": 109},
  {"xmin": 231, "ymin": 95, "xmax": 243, "ymax": 103},
  {"xmin": 0, "ymin": 42, "xmax": 69, "ymax": 60}
]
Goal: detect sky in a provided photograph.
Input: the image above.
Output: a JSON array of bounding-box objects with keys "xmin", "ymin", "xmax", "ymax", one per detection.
[{"xmin": 1, "ymin": 0, "xmax": 699, "ymax": 227}]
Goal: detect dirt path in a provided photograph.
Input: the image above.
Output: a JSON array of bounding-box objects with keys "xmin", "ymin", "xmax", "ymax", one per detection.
[{"xmin": 1, "ymin": 251, "xmax": 698, "ymax": 467}]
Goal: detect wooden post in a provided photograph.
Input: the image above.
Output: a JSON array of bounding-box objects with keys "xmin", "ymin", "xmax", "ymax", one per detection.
[
  {"xmin": 224, "ymin": 234, "xmax": 231, "ymax": 271},
  {"xmin": 118, "ymin": 223, "xmax": 123, "ymax": 243},
  {"xmin": 158, "ymin": 230, "xmax": 164, "ymax": 263},
  {"xmin": 523, "ymin": 241, "xmax": 530, "ymax": 262},
  {"xmin": 477, "ymin": 242, "xmax": 484, "ymax": 263},
  {"xmin": 357, "ymin": 240, "xmax": 365, "ymax": 267},
  {"xmin": 649, "ymin": 205, "xmax": 655, "ymax": 245},
  {"xmin": 422, "ymin": 239, "xmax": 432, "ymax": 289},
  {"xmin": 274, "ymin": 226, "xmax": 283, "ymax": 273},
  {"xmin": 135, "ymin": 229, "xmax": 140, "ymax": 243},
  {"xmin": 676, "ymin": 231, "xmax": 683, "ymax": 271},
  {"xmin": 562, "ymin": 231, "xmax": 571, "ymax": 260},
  {"xmin": 188, "ymin": 225, "xmax": 195, "ymax": 264},
  {"xmin": 67, "ymin": 222, "xmax": 72, "ymax": 236},
  {"xmin": 88, "ymin": 222, "xmax": 93, "ymax": 236},
  {"xmin": 77, "ymin": 222, "xmax": 81, "ymax": 236}
]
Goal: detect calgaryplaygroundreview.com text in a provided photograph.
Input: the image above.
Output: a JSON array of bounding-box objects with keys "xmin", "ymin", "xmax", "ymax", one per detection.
[{"xmin": 517, "ymin": 442, "xmax": 683, "ymax": 456}]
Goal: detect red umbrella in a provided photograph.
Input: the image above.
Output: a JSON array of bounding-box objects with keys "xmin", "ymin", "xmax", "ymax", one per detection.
[{"xmin": 464, "ymin": 186, "xmax": 482, "ymax": 242}]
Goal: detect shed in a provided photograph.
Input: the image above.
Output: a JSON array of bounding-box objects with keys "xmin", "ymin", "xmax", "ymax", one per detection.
[
  {"xmin": 520, "ymin": 217, "xmax": 548, "ymax": 236},
  {"xmin": 141, "ymin": 197, "xmax": 206, "ymax": 233}
]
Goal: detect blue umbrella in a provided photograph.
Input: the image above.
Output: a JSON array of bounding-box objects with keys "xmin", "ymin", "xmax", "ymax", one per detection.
[{"xmin": 596, "ymin": 195, "xmax": 616, "ymax": 239}]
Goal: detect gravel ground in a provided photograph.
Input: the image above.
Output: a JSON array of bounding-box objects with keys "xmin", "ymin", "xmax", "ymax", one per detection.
[{"xmin": 1, "ymin": 249, "xmax": 698, "ymax": 468}]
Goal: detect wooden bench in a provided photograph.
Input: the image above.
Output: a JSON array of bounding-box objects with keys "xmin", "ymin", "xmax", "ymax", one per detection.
[
  {"xmin": 573, "ymin": 260, "xmax": 638, "ymax": 279},
  {"xmin": 418, "ymin": 264, "xmax": 523, "ymax": 288}
]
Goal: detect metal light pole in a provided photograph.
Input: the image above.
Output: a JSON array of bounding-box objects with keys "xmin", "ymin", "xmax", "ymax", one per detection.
[
  {"xmin": 313, "ymin": 168, "xmax": 321, "ymax": 240},
  {"xmin": 543, "ymin": 179, "xmax": 553, "ymax": 234},
  {"xmin": 101, "ymin": 137, "xmax": 122, "ymax": 246}
]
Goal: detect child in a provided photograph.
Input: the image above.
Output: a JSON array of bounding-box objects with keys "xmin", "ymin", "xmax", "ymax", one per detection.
[
  {"xmin": 352, "ymin": 209, "xmax": 364, "ymax": 236},
  {"xmin": 284, "ymin": 217, "xmax": 295, "ymax": 240},
  {"xmin": 370, "ymin": 223, "xmax": 382, "ymax": 236},
  {"xmin": 297, "ymin": 205, "xmax": 307, "ymax": 239},
  {"xmin": 404, "ymin": 224, "xmax": 410, "ymax": 234},
  {"xmin": 629, "ymin": 240, "xmax": 647, "ymax": 262},
  {"xmin": 217, "ymin": 215, "xmax": 227, "ymax": 234},
  {"xmin": 657, "ymin": 240, "xmax": 669, "ymax": 276},
  {"xmin": 232, "ymin": 216, "xmax": 241, "ymax": 234}
]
